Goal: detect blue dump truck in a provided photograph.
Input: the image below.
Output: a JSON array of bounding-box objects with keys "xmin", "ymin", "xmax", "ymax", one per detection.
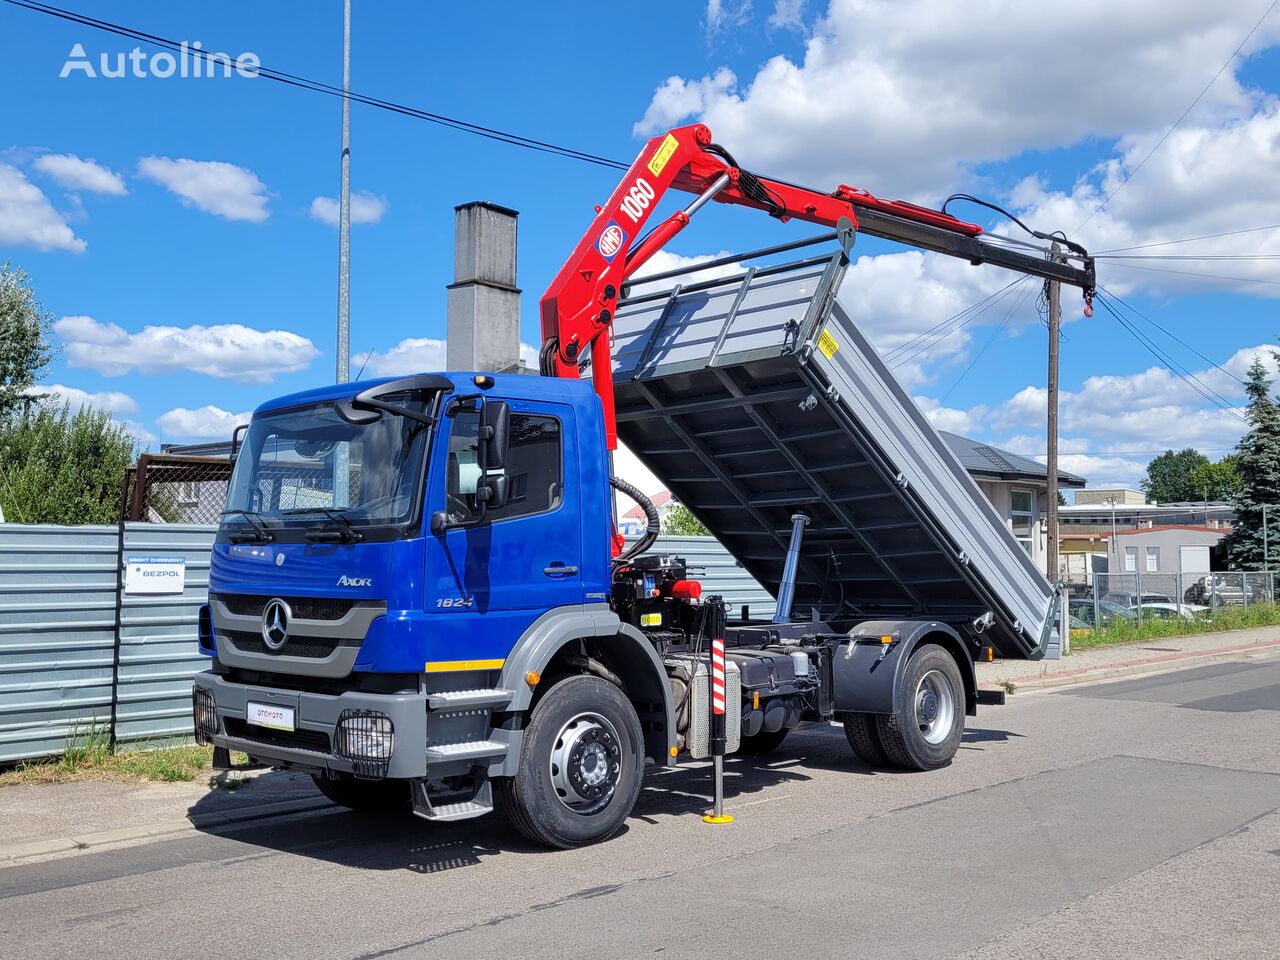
[{"xmin": 191, "ymin": 125, "xmax": 1096, "ymax": 847}]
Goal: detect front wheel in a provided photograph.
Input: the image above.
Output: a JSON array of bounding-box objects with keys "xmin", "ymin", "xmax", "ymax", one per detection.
[
  {"xmin": 499, "ymin": 675, "xmax": 644, "ymax": 849},
  {"xmin": 875, "ymin": 644, "xmax": 965, "ymax": 771}
]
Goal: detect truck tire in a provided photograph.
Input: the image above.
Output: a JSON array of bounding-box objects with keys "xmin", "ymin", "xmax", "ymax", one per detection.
[
  {"xmin": 311, "ymin": 774, "xmax": 411, "ymax": 814},
  {"xmin": 842, "ymin": 713, "xmax": 890, "ymax": 767},
  {"xmin": 875, "ymin": 644, "xmax": 965, "ymax": 771},
  {"xmin": 738, "ymin": 728, "xmax": 789, "ymax": 754},
  {"xmin": 499, "ymin": 675, "xmax": 644, "ymax": 849}
]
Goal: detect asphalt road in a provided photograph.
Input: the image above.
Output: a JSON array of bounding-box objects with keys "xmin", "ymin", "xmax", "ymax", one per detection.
[{"xmin": 2, "ymin": 655, "xmax": 1278, "ymax": 960}]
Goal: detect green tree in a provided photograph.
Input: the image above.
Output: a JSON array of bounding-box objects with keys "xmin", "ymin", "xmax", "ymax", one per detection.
[
  {"xmin": 662, "ymin": 501, "xmax": 710, "ymax": 536},
  {"xmin": 1141, "ymin": 447, "xmax": 1210, "ymax": 503},
  {"xmin": 0, "ymin": 403, "xmax": 137, "ymax": 524},
  {"xmin": 0, "ymin": 261, "xmax": 56, "ymax": 419},
  {"xmin": 1187, "ymin": 455, "xmax": 1241, "ymax": 502},
  {"xmin": 1222, "ymin": 358, "xmax": 1280, "ymax": 569}
]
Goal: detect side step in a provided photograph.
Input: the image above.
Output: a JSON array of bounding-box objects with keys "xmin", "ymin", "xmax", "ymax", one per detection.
[
  {"xmin": 427, "ymin": 688, "xmax": 513, "ymax": 710},
  {"xmin": 424, "ymin": 738, "xmax": 507, "ymax": 763},
  {"xmin": 411, "ymin": 778, "xmax": 494, "ymax": 823}
]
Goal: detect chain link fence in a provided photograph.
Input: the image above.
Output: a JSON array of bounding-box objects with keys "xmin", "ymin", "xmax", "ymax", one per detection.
[
  {"xmin": 1071, "ymin": 571, "xmax": 1278, "ymax": 632},
  {"xmin": 122, "ymin": 454, "xmax": 233, "ymax": 525}
]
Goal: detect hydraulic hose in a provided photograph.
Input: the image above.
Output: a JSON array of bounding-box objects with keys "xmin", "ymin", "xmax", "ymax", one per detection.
[{"xmin": 610, "ymin": 474, "xmax": 659, "ymax": 563}]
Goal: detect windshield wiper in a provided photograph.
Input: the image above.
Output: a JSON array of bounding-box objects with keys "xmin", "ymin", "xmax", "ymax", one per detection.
[
  {"xmin": 221, "ymin": 509, "xmax": 274, "ymax": 543},
  {"xmin": 283, "ymin": 507, "xmax": 364, "ymax": 543}
]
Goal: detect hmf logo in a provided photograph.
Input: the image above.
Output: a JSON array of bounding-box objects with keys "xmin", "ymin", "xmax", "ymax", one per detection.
[
  {"xmin": 596, "ymin": 221, "xmax": 627, "ymax": 261},
  {"xmin": 336, "ymin": 575, "xmax": 372, "ymax": 588}
]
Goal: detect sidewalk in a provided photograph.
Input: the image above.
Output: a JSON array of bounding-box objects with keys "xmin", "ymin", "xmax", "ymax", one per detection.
[
  {"xmin": 3, "ymin": 626, "xmax": 1277, "ymax": 866},
  {"xmin": 977, "ymin": 624, "xmax": 1280, "ymax": 691}
]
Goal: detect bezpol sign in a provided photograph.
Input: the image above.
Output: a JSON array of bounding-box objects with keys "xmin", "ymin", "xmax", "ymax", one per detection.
[
  {"xmin": 124, "ymin": 556, "xmax": 187, "ymax": 595},
  {"xmin": 60, "ymin": 42, "xmax": 260, "ymax": 79}
]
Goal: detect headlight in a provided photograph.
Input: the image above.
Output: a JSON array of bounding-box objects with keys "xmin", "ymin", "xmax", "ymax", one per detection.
[
  {"xmin": 193, "ymin": 687, "xmax": 218, "ymax": 743},
  {"xmin": 335, "ymin": 710, "xmax": 394, "ymax": 776}
]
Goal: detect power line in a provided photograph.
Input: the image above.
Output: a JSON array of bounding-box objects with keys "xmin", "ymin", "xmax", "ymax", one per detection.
[
  {"xmin": 888, "ymin": 278, "xmax": 1028, "ymax": 370},
  {"xmin": 3, "ymin": 0, "xmax": 631, "ymax": 170},
  {"xmin": 938, "ymin": 279, "xmax": 1036, "ymax": 402},
  {"xmin": 1094, "ymin": 291, "xmax": 1249, "ymax": 423},
  {"xmin": 1097, "ymin": 223, "xmax": 1280, "ymax": 254},
  {"xmin": 884, "ymin": 278, "xmax": 1023, "ymax": 364},
  {"xmin": 1101, "ymin": 260, "xmax": 1280, "ymax": 287},
  {"xmin": 1072, "ymin": 0, "xmax": 1280, "ymax": 236},
  {"xmin": 1096, "ymin": 284, "xmax": 1245, "ymax": 385},
  {"xmin": 1096, "ymin": 254, "xmax": 1280, "ymax": 261}
]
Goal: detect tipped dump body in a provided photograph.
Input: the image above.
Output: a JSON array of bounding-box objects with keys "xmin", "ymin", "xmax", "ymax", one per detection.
[{"xmin": 610, "ymin": 250, "xmax": 1058, "ymax": 659}]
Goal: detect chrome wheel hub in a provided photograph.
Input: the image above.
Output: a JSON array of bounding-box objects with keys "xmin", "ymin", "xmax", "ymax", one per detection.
[
  {"xmin": 549, "ymin": 712, "xmax": 623, "ymax": 815},
  {"xmin": 915, "ymin": 669, "xmax": 956, "ymax": 745}
]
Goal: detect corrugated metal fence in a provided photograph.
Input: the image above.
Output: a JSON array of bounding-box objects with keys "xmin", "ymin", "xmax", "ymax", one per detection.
[{"xmin": 0, "ymin": 526, "xmax": 771, "ymax": 764}]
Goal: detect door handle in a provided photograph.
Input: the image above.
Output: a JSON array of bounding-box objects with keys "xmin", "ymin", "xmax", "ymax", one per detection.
[{"xmin": 544, "ymin": 564, "xmax": 579, "ymax": 576}]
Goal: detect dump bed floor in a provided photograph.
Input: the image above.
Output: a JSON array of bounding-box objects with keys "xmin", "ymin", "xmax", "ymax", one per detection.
[{"xmin": 611, "ymin": 251, "xmax": 1056, "ymax": 659}]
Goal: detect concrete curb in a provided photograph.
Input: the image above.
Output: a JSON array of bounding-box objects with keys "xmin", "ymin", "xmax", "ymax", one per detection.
[
  {"xmin": 980, "ymin": 638, "xmax": 1280, "ymax": 694},
  {"xmin": 0, "ymin": 795, "xmax": 334, "ymax": 865}
]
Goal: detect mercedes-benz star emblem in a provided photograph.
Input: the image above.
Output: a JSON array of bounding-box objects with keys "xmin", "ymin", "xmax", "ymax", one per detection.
[{"xmin": 261, "ymin": 598, "xmax": 291, "ymax": 650}]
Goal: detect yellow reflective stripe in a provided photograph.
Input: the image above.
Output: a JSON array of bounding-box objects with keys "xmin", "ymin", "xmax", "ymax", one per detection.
[{"xmin": 423, "ymin": 658, "xmax": 505, "ymax": 673}]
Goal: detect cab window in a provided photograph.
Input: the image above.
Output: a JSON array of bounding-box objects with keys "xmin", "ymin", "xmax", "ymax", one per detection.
[{"xmin": 445, "ymin": 411, "xmax": 562, "ymax": 523}]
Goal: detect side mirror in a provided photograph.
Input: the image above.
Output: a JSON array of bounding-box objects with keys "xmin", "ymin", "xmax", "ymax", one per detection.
[
  {"xmin": 482, "ymin": 400, "xmax": 509, "ymax": 470},
  {"xmin": 335, "ymin": 399, "xmax": 382, "ymax": 425},
  {"xmin": 230, "ymin": 423, "xmax": 249, "ymax": 464},
  {"xmin": 480, "ymin": 473, "xmax": 509, "ymax": 511}
]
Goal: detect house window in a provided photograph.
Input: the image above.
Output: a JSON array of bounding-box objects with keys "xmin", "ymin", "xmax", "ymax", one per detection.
[
  {"xmin": 1124, "ymin": 546, "xmax": 1138, "ymax": 572},
  {"xmin": 1146, "ymin": 546, "xmax": 1160, "ymax": 572},
  {"xmin": 1010, "ymin": 489, "xmax": 1035, "ymax": 555}
]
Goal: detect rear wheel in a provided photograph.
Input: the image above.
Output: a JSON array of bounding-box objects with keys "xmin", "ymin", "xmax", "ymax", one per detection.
[
  {"xmin": 311, "ymin": 774, "xmax": 411, "ymax": 814},
  {"xmin": 875, "ymin": 644, "xmax": 965, "ymax": 771},
  {"xmin": 738, "ymin": 727, "xmax": 790, "ymax": 755},
  {"xmin": 500, "ymin": 675, "xmax": 644, "ymax": 849},
  {"xmin": 842, "ymin": 712, "xmax": 890, "ymax": 767}
]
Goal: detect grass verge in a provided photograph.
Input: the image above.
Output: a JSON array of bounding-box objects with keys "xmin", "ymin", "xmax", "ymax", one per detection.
[
  {"xmin": 0, "ymin": 726, "xmax": 248, "ymax": 788},
  {"xmin": 1070, "ymin": 603, "xmax": 1280, "ymax": 650}
]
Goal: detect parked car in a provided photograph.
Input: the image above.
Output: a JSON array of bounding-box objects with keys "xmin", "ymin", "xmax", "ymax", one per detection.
[
  {"xmin": 1100, "ymin": 590, "xmax": 1172, "ymax": 609},
  {"xmin": 1183, "ymin": 575, "xmax": 1251, "ymax": 607},
  {"xmin": 1135, "ymin": 602, "xmax": 1210, "ymax": 621},
  {"xmin": 1069, "ymin": 598, "xmax": 1136, "ymax": 628}
]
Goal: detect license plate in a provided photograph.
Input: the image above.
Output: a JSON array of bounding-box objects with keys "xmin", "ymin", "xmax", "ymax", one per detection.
[{"xmin": 246, "ymin": 701, "xmax": 295, "ymax": 732}]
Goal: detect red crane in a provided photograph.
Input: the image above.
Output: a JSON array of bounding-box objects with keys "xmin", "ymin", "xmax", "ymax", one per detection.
[{"xmin": 539, "ymin": 123, "xmax": 1095, "ymax": 450}]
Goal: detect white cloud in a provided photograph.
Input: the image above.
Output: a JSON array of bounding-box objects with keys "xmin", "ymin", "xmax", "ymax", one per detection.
[
  {"xmin": 309, "ymin": 191, "xmax": 388, "ymax": 227},
  {"xmin": 137, "ymin": 156, "xmax": 270, "ymax": 222},
  {"xmin": 0, "ymin": 163, "xmax": 85, "ymax": 252},
  {"xmin": 54, "ymin": 315, "xmax": 319, "ymax": 383},
  {"xmin": 767, "ymin": 0, "xmax": 806, "ymax": 31},
  {"xmin": 705, "ymin": 1, "xmax": 753, "ymax": 37},
  {"xmin": 157, "ymin": 405, "xmax": 251, "ymax": 440},
  {"xmin": 638, "ymin": 1, "xmax": 1280, "ymax": 198},
  {"xmin": 32, "ymin": 154, "xmax": 126, "ymax": 195},
  {"xmin": 353, "ymin": 337, "xmax": 540, "ymax": 378},
  {"xmin": 921, "ymin": 343, "xmax": 1280, "ymax": 487},
  {"xmin": 625, "ymin": 248, "xmax": 742, "ymax": 296},
  {"xmin": 27, "ymin": 382, "xmax": 138, "ymax": 415}
]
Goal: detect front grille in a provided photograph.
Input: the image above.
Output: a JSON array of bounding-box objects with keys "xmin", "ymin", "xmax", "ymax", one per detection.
[
  {"xmin": 224, "ymin": 629, "xmax": 352, "ymax": 659},
  {"xmin": 214, "ymin": 593, "xmax": 358, "ymax": 621},
  {"xmin": 225, "ymin": 717, "xmax": 331, "ymax": 753}
]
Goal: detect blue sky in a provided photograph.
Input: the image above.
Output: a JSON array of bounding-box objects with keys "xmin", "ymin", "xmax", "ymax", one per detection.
[{"xmin": 3, "ymin": 0, "xmax": 1279, "ymax": 493}]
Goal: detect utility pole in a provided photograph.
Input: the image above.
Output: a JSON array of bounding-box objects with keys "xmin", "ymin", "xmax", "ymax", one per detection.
[
  {"xmin": 1045, "ymin": 241, "xmax": 1063, "ymax": 584},
  {"xmin": 335, "ymin": 0, "xmax": 352, "ymax": 383}
]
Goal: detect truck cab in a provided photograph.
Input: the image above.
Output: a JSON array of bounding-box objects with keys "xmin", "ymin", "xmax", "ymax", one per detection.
[{"xmin": 194, "ymin": 372, "xmax": 677, "ymax": 846}]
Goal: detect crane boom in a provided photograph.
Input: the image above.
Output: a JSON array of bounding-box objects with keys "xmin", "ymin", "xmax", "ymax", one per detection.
[{"xmin": 539, "ymin": 123, "xmax": 1095, "ymax": 450}]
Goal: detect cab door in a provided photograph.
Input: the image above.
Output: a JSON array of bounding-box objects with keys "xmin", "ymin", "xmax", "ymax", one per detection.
[{"xmin": 423, "ymin": 399, "xmax": 583, "ymax": 666}]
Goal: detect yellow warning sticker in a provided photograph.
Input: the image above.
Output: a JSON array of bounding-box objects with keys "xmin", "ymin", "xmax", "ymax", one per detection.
[
  {"xmin": 640, "ymin": 613, "xmax": 663, "ymax": 627},
  {"xmin": 647, "ymin": 133, "xmax": 680, "ymax": 176},
  {"xmin": 818, "ymin": 328, "xmax": 840, "ymax": 359}
]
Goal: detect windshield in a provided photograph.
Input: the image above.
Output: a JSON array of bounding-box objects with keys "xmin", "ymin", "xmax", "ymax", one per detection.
[{"xmin": 224, "ymin": 395, "xmax": 433, "ymax": 529}]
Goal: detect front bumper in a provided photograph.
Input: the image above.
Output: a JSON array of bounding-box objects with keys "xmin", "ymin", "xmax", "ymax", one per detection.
[{"xmin": 196, "ymin": 671, "xmax": 429, "ymax": 778}]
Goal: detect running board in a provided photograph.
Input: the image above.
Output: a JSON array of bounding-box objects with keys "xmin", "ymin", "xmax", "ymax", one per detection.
[
  {"xmin": 425, "ymin": 738, "xmax": 508, "ymax": 763},
  {"xmin": 411, "ymin": 778, "xmax": 494, "ymax": 822},
  {"xmin": 427, "ymin": 688, "xmax": 513, "ymax": 710}
]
